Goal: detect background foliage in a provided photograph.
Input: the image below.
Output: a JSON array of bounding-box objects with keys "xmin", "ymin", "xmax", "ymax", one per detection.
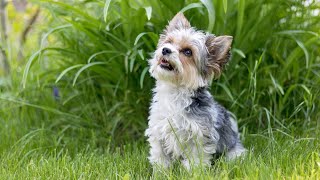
[{"xmin": 1, "ymin": 0, "xmax": 319, "ymax": 154}]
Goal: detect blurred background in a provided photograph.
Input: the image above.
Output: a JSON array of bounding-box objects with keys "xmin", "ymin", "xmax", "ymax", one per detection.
[{"xmin": 0, "ymin": 0, "xmax": 319, "ymax": 154}]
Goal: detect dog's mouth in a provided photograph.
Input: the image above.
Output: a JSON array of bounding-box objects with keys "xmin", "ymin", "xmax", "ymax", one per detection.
[{"xmin": 159, "ymin": 58, "xmax": 174, "ymax": 71}]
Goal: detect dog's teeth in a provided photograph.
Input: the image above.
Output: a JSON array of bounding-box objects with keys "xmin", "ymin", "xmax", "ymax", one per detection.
[{"xmin": 161, "ymin": 59, "xmax": 168, "ymax": 63}]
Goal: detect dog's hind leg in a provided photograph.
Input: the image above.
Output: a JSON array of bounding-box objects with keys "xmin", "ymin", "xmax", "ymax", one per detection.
[{"xmin": 226, "ymin": 141, "xmax": 247, "ymax": 160}]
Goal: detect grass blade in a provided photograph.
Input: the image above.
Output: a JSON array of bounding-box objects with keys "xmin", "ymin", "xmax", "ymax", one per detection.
[
  {"xmin": 200, "ymin": 0, "xmax": 215, "ymax": 32},
  {"xmin": 103, "ymin": 0, "xmax": 112, "ymax": 22},
  {"xmin": 55, "ymin": 64, "xmax": 84, "ymax": 83},
  {"xmin": 87, "ymin": 50, "xmax": 121, "ymax": 63},
  {"xmin": 0, "ymin": 96, "xmax": 81, "ymax": 119},
  {"xmin": 232, "ymin": 48, "xmax": 246, "ymax": 58},
  {"xmin": 144, "ymin": 6, "xmax": 152, "ymax": 21},
  {"xmin": 72, "ymin": 62, "xmax": 108, "ymax": 86},
  {"xmin": 293, "ymin": 37, "xmax": 310, "ymax": 68},
  {"xmin": 180, "ymin": 3, "xmax": 203, "ymax": 13},
  {"xmin": 223, "ymin": 0, "xmax": 228, "ymax": 13},
  {"xmin": 276, "ymin": 30, "xmax": 319, "ymax": 37},
  {"xmin": 236, "ymin": 0, "xmax": 245, "ymax": 38},
  {"xmin": 139, "ymin": 67, "xmax": 149, "ymax": 89},
  {"xmin": 134, "ymin": 32, "xmax": 157, "ymax": 46},
  {"xmin": 22, "ymin": 47, "xmax": 73, "ymax": 88}
]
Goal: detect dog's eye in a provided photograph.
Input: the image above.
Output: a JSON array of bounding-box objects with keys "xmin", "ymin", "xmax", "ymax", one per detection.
[
  {"xmin": 165, "ymin": 39, "xmax": 172, "ymax": 44},
  {"xmin": 182, "ymin": 48, "xmax": 192, "ymax": 57}
]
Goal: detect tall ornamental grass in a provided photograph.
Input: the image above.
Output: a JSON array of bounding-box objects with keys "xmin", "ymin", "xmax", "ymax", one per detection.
[{"xmin": 10, "ymin": 0, "xmax": 320, "ymax": 147}]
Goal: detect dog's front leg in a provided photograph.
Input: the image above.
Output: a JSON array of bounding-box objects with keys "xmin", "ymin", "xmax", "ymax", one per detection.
[
  {"xmin": 180, "ymin": 141, "xmax": 215, "ymax": 170},
  {"xmin": 147, "ymin": 136, "xmax": 171, "ymax": 168}
]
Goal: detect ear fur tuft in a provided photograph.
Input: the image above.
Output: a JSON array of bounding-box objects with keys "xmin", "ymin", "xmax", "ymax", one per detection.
[
  {"xmin": 157, "ymin": 13, "xmax": 191, "ymax": 47},
  {"xmin": 205, "ymin": 35, "xmax": 233, "ymax": 79},
  {"xmin": 166, "ymin": 12, "xmax": 191, "ymax": 32}
]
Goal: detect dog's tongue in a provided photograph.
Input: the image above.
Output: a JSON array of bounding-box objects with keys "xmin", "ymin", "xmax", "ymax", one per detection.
[{"xmin": 160, "ymin": 58, "xmax": 174, "ymax": 70}]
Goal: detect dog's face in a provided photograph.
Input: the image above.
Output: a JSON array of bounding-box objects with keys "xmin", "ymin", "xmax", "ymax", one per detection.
[{"xmin": 149, "ymin": 13, "xmax": 233, "ymax": 89}]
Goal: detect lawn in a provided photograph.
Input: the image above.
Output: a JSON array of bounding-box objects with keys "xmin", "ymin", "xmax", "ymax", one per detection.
[{"xmin": 1, "ymin": 124, "xmax": 319, "ymax": 179}]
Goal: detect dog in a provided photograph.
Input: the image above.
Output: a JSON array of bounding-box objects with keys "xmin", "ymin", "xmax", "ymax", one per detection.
[{"xmin": 145, "ymin": 13, "xmax": 246, "ymax": 170}]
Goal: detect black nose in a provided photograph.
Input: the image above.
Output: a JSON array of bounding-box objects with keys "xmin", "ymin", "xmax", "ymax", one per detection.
[{"xmin": 162, "ymin": 48, "xmax": 172, "ymax": 55}]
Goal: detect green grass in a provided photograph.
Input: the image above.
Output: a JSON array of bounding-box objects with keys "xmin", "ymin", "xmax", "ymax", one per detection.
[
  {"xmin": 0, "ymin": 0, "xmax": 320, "ymax": 179},
  {"xmin": 1, "ymin": 129, "xmax": 319, "ymax": 179}
]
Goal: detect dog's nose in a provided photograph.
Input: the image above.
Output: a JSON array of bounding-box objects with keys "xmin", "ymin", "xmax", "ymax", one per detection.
[{"xmin": 162, "ymin": 48, "xmax": 172, "ymax": 55}]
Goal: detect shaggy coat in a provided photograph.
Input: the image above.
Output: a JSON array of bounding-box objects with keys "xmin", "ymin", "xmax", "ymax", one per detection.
[{"xmin": 145, "ymin": 13, "xmax": 246, "ymax": 170}]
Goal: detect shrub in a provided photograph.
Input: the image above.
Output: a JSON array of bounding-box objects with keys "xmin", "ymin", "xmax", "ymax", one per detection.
[{"xmin": 22, "ymin": 0, "xmax": 320, "ymax": 146}]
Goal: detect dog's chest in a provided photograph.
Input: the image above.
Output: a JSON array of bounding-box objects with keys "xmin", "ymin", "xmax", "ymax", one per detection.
[{"xmin": 148, "ymin": 88, "xmax": 203, "ymax": 141}]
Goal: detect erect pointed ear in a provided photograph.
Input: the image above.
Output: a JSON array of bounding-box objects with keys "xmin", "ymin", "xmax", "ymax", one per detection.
[
  {"xmin": 205, "ymin": 35, "xmax": 233, "ymax": 78},
  {"xmin": 157, "ymin": 13, "xmax": 191, "ymax": 47},
  {"xmin": 166, "ymin": 12, "xmax": 191, "ymax": 32}
]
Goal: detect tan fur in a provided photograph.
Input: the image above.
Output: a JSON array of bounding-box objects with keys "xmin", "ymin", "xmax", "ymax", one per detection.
[
  {"xmin": 166, "ymin": 13, "xmax": 191, "ymax": 32},
  {"xmin": 168, "ymin": 31, "xmax": 205, "ymax": 88},
  {"xmin": 158, "ymin": 13, "xmax": 191, "ymax": 47},
  {"xmin": 205, "ymin": 35, "xmax": 233, "ymax": 79},
  {"xmin": 149, "ymin": 13, "xmax": 233, "ymax": 89},
  {"xmin": 179, "ymin": 53, "xmax": 204, "ymax": 89}
]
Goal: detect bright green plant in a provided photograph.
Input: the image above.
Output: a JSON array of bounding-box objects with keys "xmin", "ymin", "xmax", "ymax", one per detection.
[{"xmin": 18, "ymin": 0, "xmax": 320, "ymax": 145}]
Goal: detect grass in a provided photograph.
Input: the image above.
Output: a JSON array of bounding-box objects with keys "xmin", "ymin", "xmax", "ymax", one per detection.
[
  {"xmin": 0, "ymin": 0, "xmax": 320, "ymax": 179},
  {"xmin": 1, "ymin": 128, "xmax": 319, "ymax": 179}
]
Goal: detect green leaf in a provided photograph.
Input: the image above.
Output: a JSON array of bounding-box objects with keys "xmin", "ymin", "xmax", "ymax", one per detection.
[
  {"xmin": 180, "ymin": 3, "xmax": 203, "ymax": 13},
  {"xmin": 144, "ymin": 6, "xmax": 152, "ymax": 20},
  {"xmin": 223, "ymin": 0, "xmax": 228, "ymax": 13},
  {"xmin": 236, "ymin": 0, "xmax": 245, "ymax": 38},
  {"xmin": 39, "ymin": 24, "xmax": 72, "ymax": 65},
  {"xmin": 40, "ymin": 0, "xmax": 98, "ymax": 23},
  {"xmin": 140, "ymin": 67, "xmax": 149, "ymax": 89},
  {"xmin": 55, "ymin": 64, "xmax": 84, "ymax": 83},
  {"xmin": 233, "ymin": 48, "xmax": 246, "ymax": 58},
  {"xmin": 73, "ymin": 62, "xmax": 108, "ymax": 86},
  {"xmin": 276, "ymin": 30, "xmax": 319, "ymax": 37},
  {"xmin": 87, "ymin": 50, "xmax": 120, "ymax": 63},
  {"xmin": 216, "ymin": 83, "xmax": 234, "ymax": 101},
  {"xmin": 294, "ymin": 38, "xmax": 310, "ymax": 68},
  {"xmin": 22, "ymin": 47, "xmax": 73, "ymax": 88},
  {"xmin": 138, "ymin": 50, "xmax": 144, "ymax": 60},
  {"xmin": 103, "ymin": 0, "xmax": 112, "ymax": 22},
  {"xmin": 200, "ymin": 0, "xmax": 215, "ymax": 32},
  {"xmin": 134, "ymin": 32, "xmax": 148, "ymax": 46},
  {"xmin": 269, "ymin": 73, "xmax": 284, "ymax": 95},
  {"xmin": 0, "ymin": 96, "xmax": 81, "ymax": 119}
]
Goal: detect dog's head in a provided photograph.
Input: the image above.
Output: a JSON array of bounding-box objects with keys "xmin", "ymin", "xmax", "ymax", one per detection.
[{"xmin": 149, "ymin": 13, "xmax": 232, "ymax": 89}]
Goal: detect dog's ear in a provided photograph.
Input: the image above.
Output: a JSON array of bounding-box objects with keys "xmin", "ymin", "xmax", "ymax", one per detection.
[
  {"xmin": 166, "ymin": 12, "xmax": 191, "ymax": 32},
  {"xmin": 158, "ymin": 13, "xmax": 191, "ymax": 47},
  {"xmin": 205, "ymin": 35, "xmax": 233, "ymax": 78}
]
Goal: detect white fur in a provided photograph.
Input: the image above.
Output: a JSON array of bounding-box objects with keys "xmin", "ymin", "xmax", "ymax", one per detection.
[
  {"xmin": 148, "ymin": 29, "xmax": 208, "ymax": 90},
  {"xmin": 146, "ymin": 13, "xmax": 246, "ymax": 170},
  {"xmin": 145, "ymin": 82, "xmax": 218, "ymax": 169}
]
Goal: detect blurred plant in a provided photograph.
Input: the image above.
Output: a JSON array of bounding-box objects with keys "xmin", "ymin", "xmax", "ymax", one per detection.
[
  {"xmin": 0, "ymin": 0, "xmax": 42, "ymax": 77},
  {"xmin": 0, "ymin": 0, "xmax": 10, "ymax": 75}
]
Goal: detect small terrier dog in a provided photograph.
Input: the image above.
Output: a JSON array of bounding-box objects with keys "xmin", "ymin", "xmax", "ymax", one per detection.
[{"xmin": 145, "ymin": 13, "xmax": 246, "ymax": 170}]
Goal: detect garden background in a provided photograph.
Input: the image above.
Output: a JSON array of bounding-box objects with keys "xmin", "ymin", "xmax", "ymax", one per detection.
[{"xmin": 0, "ymin": 0, "xmax": 319, "ymax": 179}]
